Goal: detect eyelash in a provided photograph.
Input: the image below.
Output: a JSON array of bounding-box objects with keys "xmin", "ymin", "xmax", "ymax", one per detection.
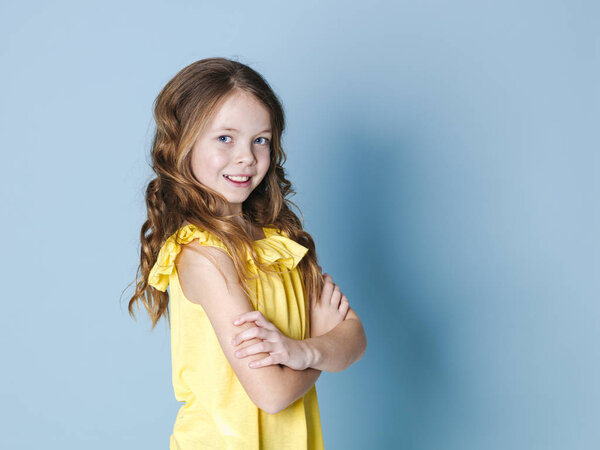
[{"xmin": 217, "ymin": 136, "xmax": 270, "ymax": 145}]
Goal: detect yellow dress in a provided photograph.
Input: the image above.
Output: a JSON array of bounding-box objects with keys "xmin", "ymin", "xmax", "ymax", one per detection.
[{"xmin": 147, "ymin": 224, "xmax": 325, "ymax": 450}]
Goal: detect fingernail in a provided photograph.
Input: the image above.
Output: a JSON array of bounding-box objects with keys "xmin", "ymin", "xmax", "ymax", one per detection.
[{"xmin": 233, "ymin": 318, "xmax": 240, "ymax": 324}]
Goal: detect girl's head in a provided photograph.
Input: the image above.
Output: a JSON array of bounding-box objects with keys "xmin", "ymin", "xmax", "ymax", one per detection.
[
  {"xmin": 128, "ymin": 57, "xmax": 323, "ymax": 330},
  {"xmin": 151, "ymin": 57, "xmax": 287, "ymax": 222},
  {"xmin": 189, "ymin": 88, "xmax": 272, "ymax": 215}
]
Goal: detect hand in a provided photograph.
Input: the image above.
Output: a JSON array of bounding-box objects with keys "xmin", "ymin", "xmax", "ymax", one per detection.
[
  {"xmin": 232, "ymin": 310, "xmax": 311, "ymax": 370},
  {"xmin": 310, "ymin": 272, "xmax": 350, "ymax": 338}
]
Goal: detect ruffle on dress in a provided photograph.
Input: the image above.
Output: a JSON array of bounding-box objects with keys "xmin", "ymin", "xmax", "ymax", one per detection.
[{"xmin": 147, "ymin": 224, "xmax": 308, "ymax": 292}]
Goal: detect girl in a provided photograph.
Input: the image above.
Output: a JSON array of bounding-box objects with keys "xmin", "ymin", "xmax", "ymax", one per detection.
[{"xmin": 128, "ymin": 57, "xmax": 367, "ymax": 450}]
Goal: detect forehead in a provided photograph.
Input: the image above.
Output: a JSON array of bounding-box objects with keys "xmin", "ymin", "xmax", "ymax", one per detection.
[{"xmin": 209, "ymin": 91, "xmax": 271, "ymax": 132}]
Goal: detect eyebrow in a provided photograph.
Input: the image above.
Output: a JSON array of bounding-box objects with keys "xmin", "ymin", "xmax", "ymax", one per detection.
[{"xmin": 214, "ymin": 127, "xmax": 272, "ymax": 134}]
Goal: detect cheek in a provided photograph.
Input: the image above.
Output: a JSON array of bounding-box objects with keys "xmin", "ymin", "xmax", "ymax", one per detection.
[
  {"xmin": 256, "ymin": 159, "xmax": 271, "ymax": 185},
  {"xmin": 192, "ymin": 152, "xmax": 226, "ymax": 179},
  {"xmin": 258, "ymin": 152, "xmax": 271, "ymax": 171}
]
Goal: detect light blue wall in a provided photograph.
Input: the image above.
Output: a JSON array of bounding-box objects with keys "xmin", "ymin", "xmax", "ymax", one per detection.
[{"xmin": 1, "ymin": 1, "xmax": 597, "ymax": 449}]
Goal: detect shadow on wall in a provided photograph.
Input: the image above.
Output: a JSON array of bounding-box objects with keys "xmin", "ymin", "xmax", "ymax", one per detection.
[{"xmin": 321, "ymin": 119, "xmax": 456, "ymax": 448}]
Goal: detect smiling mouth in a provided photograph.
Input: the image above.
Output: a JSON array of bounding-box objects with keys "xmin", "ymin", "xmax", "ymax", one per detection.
[{"xmin": 224, "ymin": 175, "xmax": 252, "ymax": 182}]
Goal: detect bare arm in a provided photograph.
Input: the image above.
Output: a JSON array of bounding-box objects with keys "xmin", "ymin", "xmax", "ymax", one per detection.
[
  {"xmin": 176, "ymin": 243, "xmax": 321, "ymax": 414},
  {"xmin": 303, "ymin": 307, "xmax": 367, "ymax": 372},
  {"xmin": 275, "ymin": 366, "xmax": 322, "ymax": 410}
]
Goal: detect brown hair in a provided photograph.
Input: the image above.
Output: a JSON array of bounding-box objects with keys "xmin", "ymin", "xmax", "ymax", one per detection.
[{"xmin": 127, "ymin": 57, "xmax": 324, "ymax": 330}]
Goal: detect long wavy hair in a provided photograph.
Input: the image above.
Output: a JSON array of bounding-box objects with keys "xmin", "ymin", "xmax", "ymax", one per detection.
[{"xmin": 127, "ymin": 57, "xmax": 324, "ymax": 331}]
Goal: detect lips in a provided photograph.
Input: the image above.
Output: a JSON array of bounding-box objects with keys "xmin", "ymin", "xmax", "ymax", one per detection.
[
  {"xmin": 224, "ymin": 174, "xmax": 252, "ymax": 182},
  {"xmin": 223, "ymin": 174, "xmax": 252, "ymax": 186}
]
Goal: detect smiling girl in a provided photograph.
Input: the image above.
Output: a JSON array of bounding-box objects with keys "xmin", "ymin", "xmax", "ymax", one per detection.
[{"xmin": 128, "ymin": 57, "xmax": 367, "ymax": 450}]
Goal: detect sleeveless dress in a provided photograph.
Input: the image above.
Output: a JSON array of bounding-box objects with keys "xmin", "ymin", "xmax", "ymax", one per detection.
[{"xmin": 147, "ymin": 224, "xmax": 325, "ymax": 450}]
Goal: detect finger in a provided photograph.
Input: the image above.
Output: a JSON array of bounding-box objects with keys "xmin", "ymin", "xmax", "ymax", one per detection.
[
  {"xmin": 232, "ymin": 326, "xmax": 268, "ymax": 346},
  {"xmin": 263, "ymin": 330, "xmax": 281, "ymax": 343},
  {"xmin": 234, "ymin": 341, "xmax": 271, "ymax": 359},
  {"xmin": 234, "ymin": 328, "xmax": 278, "ymax": 346},
  {"xmin": 249, "ymin": 355, "xmax": 277, "ymax": 369},
  {"xmin": 234, "ymin": 311, "xmax": 276, "ymax": 331},
  {"xmin": 310, "ymin": 291, "xmax": 317, "ymax": 309},
  {"xmin": 320, "ymin": 276, "xmax": 335, "ymax": 304},
  {"xmin": 330, "ymin": 284, "xmax": 342, "ymax": 306},
  {"xmin": 233, "ymin": 310, "xmax": 262, "ymax": 325},
  {"xmin": 252, "ymin": 312, "xmax": 278, "ymax": 331},
  {"xmin": 339, "ymin": 295, "xmax": 350, "ymax": 317},
  {"xmin": 340, "ymin": 294, "xmax": 349, "ymax": 307}
]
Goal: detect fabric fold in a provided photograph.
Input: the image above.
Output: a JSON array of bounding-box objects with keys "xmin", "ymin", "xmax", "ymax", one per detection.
[
  {"xmin": 251, "ymin": 234, "xmax": 308, "ymax": 270},
  {"xmin": 148, "ymin": 224, "xmax": 309, "ymax": 292}
]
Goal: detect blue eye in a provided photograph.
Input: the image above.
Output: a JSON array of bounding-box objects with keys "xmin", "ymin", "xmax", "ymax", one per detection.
[
  {"xmin": 218, "ymin": 136, "xmax": 232, "ymax": 143},
  {"xmin": 255, "ymin": 137, "xmax": 270, "ymax": 145}
]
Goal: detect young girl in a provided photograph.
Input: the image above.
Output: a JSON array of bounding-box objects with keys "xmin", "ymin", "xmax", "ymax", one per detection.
[{"xmin": 128, "ymin": 57, "xmax": 367, "ymax": 450}]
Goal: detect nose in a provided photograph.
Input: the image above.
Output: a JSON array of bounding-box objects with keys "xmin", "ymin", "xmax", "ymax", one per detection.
[{"xmin": 235, "ymin": 142, "xmax": 257, "ymax": 165}]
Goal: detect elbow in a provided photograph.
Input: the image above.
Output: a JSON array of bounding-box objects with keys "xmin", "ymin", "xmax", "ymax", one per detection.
[
  {"xmin": 258, "ymin": 395, "xmax": 287, "ymax": 415},
  {"xmin": 362, "ymin": 329, "xmax": 368, "ymax": 356},
  {"xmin": 259, "ymin": 385, "xmax": 297, "ymax": 415},
  {"xmin": 250, "ymin": 398, "xmax": 278, "ymax": 415},
  {"xmin": 248, "ymin": 391, "xmax": 281, "ymax": 415},
  {"xmin": 362, "ymin": 328, "xmax": 367, "ymax": 355},
  {"xmin": 356, "ymin": 327, "xmax": 367, "ymax": 362},
  {"xmin": 262, "ymin": 384, "xmax": 295, "ymax": 415},
  {"xmin": 251, "ymin": 381, "xmax": 289, "ymax": 415},
  {"xmin": 261, "ymin": 402, "xmax": 285, "ymax": 415},
  {"xmin": 358, "ymin": 342, "xmax": 367, "ymax": 362},
  {"xmin": 245, "ymin": 365, "xmax": 293, "ymax": 415}
]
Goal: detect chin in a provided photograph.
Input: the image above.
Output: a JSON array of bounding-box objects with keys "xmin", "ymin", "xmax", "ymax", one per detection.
[{"xmin": 225, "ymin": 196, "xmax": 248, "ymax": 204}]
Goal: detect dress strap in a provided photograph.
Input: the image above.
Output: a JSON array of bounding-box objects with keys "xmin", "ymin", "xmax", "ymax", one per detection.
[
  {"xmin": 252, "ymin": 230, "xmax": 308, "ymax": 270},
  {"xmin": 147, "ymin": 225, "xmax": 229, "ymax": 292},
  {"xmin": 147, "ymin": 224, "xmax": 309, "ymax": 291}
]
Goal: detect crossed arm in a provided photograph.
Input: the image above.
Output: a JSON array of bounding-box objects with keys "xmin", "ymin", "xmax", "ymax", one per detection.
[
  {"xmin": 176, "ymin": 242, "xmax": 366, "ymax": 414},
  {"xmin": 300, "ymin": 307, "xmax": 367, "ymax": 372},
  {"xmin": 276, "ymin": 309, "xmax": 366, "ymax": 409},
  {"xmin": 250, "ymin": 309, "xmax": 366, "ymax": 412}
]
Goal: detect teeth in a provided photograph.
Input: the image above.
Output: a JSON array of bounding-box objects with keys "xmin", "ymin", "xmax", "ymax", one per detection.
[{"xmin": 225, "ymin": 175, "xmax": 250, "ymax": 182}]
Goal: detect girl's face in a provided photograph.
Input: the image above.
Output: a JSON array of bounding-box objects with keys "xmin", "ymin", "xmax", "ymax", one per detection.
[{"xmin": 190, "ymin": 90, "xmax": 272, "ymax": 215}]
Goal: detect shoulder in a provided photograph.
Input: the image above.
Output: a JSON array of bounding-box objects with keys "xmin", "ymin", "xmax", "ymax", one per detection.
[
  {"xmin": 173, "ymin": 223, "xmax": 234, "ymax": 279},
  {"xmin": 176, "ymin": 240, "xmax": 239, "ymax": 301},
  {"xmin": 177, "ymin": 237, "xmax": 233, "ymax": 270},
  {"xmin": 148, "ymin": 223, "xmax": 233, "ymax": 292}
]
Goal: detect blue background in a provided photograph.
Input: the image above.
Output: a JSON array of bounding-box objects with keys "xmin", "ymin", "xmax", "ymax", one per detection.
[{"xmin": 1, "ymin": 1, "xmax": 598, "ymax": 449}]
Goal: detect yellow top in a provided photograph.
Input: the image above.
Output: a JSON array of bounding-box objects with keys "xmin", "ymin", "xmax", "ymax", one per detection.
[{"xmin": 148, "ymin": 224, "xmax": 324, "ymax": 450}]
